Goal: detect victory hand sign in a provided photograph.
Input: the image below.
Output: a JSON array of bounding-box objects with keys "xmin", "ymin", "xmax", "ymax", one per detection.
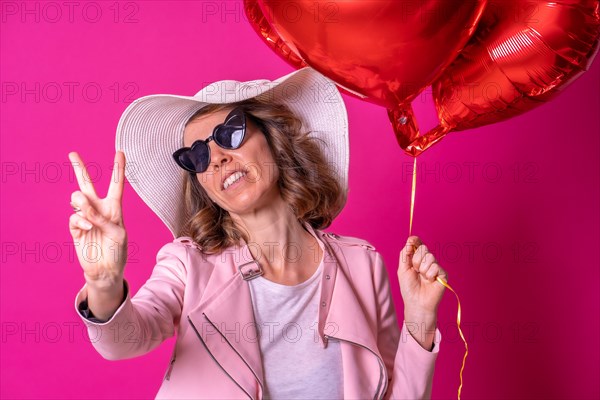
[{"xmin": 68, "ymin": 151, "xmax": 128, "ymax": 321}]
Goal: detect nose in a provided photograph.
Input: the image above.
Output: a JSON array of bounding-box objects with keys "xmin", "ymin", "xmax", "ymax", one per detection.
[{"xmin": 208, "ymin": 143, "xmax": 232, "ymax": 171}]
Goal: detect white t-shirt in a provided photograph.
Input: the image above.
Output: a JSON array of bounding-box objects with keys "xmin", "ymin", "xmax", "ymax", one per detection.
[{"xmin": 248, "ymin": 261, "xmax": 344, "ymax": 399}]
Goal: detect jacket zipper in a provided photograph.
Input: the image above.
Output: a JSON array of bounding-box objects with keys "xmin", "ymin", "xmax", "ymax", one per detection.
[
  {"xmin": 202, "ymin": 313, "xmax": 264, "ymax": 399},
  {"xmin": 324, "ymin": 334, "xmax": 388, "ymax": 400},
  {"xmin": 187, "ymin": 315, "xmax": 253, "ymax": 399},
  {"xmin": 164, "ymin": 352, "xmax": 176, "ymax": 381}
]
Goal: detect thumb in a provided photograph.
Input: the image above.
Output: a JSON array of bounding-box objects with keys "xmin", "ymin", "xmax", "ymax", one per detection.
[{"xmin": 398, "ymin": 235, "xmax": 422, "ymax": 274}]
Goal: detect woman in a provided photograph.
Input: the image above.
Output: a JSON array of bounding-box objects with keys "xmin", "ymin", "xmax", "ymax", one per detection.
[{"xmin": 69, "ymin": 67, "xmax": 447, "ymax": 399}]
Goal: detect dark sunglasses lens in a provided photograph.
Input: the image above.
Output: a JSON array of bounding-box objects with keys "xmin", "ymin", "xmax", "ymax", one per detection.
[
  {"xmin": 181, "ymin": 142, "xmax": 210, "ymax": 172},
  {"xmin": 225, "ymin": 111, "xmax": 244, "ymax": 127},
  {"xmin": 214, "ymin": 109, "xmax": 245, "ymax": 149},
  {"xmin": 215, "ymin": 125, "xmax": 245, "ymax": 149}
]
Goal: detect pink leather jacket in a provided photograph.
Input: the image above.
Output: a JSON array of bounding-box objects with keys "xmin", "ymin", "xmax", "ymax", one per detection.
[{"xmin": 74, "ymin": 222, "xmax": 442, "ymax": 399}]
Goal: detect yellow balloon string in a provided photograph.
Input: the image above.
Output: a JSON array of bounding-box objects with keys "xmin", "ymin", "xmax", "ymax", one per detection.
[
  {"xmin": 437, "ymin": 277, "xmax": 468, "ymax": 399},
  {"xmin": 409, "ymin": 156, "xmax": 468, "ymax": 400},
  {"xmin": 409, "ymin": 157, "xmax": 417, "ymax": 236}
]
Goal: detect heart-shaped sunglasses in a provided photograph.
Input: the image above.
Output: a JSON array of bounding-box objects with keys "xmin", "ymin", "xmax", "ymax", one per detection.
[{"xmin": 173, "ymin": 107, "xmax": 246, "ymax": 173}]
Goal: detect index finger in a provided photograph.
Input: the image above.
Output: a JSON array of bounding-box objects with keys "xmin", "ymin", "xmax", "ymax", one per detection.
[
  {"xmin": 399, "ymin": 236, "xmax": 423, "ymax": 272},
  {"xmin": 68, "ymin": 151, "xmax": 99, "ymax": 199},
  {"xmin": 107, "ymin": 151, "xmax": 126, "ymax": 202},
  {"xmin": 406, "ymin": 236, "xmax": 423, "ymax": 253}
]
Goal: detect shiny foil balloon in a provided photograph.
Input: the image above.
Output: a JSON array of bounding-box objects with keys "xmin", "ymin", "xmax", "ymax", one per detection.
[
  {"xmin": 393, "ymin": 0, "xmax": 600, "ymax": 156},
  {"xmin": 255, "ymin": 0, "xmax": 487, "ymax": 109},
  {"xmin": 244, "ymin": 0, "xmax": 365, "ymax": 101},
  {"xmin": 244, "ymin": 0, "xmax": 307, "ymax": 70}
]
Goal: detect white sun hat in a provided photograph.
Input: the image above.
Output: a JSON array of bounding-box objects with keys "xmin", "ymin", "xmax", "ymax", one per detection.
[{"xmin": 115, "ymin": 66, "xmax": 349, "ymax": 239}]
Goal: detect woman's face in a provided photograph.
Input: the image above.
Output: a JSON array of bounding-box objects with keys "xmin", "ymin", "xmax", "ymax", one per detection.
[{"xmin": 183, "ymin": 108, "xmax": 281, "ymax": 216}]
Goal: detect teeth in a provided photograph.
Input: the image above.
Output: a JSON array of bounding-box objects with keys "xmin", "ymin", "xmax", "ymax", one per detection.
[{"xmin": 223, "ymin": 171, "xmax": 246, "ymax": 189}]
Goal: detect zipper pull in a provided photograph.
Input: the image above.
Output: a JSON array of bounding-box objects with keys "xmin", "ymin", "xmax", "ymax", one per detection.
[
  {"xmin": 164, "ymin": 354, "xmax": 176, "ymax": 381},
  {"xmin": 322, "ymin": 334, "xmax": 329, "ymax": 349}
]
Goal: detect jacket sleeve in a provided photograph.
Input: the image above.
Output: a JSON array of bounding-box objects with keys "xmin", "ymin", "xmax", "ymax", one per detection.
[
  {"xmin": 373, "ymin": 251, "xmax": 442, "ymax": 400},
  {"xmin": 73, "ymin": 240, "xmax": 189, "ymax": 361}
]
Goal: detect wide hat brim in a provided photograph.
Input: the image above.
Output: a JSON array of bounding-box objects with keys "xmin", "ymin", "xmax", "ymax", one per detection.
[{"xmin": 115, "ymin": 66, "xmax": 349, "ymax": 238}]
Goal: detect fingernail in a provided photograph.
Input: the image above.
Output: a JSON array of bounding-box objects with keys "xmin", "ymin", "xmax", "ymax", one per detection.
[{"xmin": 81, "ymin": 221, "xmax": 93, "ymax": 230}]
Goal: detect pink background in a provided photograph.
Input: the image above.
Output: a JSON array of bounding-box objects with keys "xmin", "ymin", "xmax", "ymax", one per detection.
[{"xmin": 1, "ymin": 1, "xmax": 598, "ymax": 399}]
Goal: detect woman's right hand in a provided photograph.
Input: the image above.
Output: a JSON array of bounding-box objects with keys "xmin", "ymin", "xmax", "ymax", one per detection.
[{"xmin": 68, "ymin": 151, "xmax": 128, "ymax": 291}]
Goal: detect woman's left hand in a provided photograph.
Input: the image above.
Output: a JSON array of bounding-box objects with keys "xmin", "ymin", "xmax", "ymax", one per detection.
[{"xmin": 397, "ymin": 236, "xmax": 448, "ymax": 318}]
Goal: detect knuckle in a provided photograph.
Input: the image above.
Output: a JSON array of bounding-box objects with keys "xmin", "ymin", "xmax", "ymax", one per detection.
[
  {"xmin": 85, "ymin": 209, "xmax": 101, "ymax": 224},
  {"xmin": 407, "ymin": 236, "xmax": 421, "ymax": 247},
  {"xmin": 95, "ymin": 211, "xmax": 109, "ymax": 224},
  {"xmin": 73, "ymin": 191, "xmax": 88, "ymax": 204},
  {"xmin": 90, "ymin": 209, "xmax": 104, "ymax": 222}
]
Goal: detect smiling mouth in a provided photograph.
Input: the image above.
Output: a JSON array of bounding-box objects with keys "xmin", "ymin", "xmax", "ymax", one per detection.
[{"xmin": 222, "ymin": 170, "xmax": 248, "ymax": 190}]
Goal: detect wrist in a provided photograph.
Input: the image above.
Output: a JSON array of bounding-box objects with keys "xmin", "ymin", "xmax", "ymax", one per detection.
[
  {"xmin": 404, "ymin": 312, "xmax": 437, "ymax": 332},
  {"xmin": 84, "ymin": 279, "xmax": 126, "ymax": 322},
  {"xmin": 84, "ymin": 274, "xmax": 124, "ymax": 293},
  {"xmin": 403, "ymin": 310, "xmax": 438, "ymax": 352},
  {"xmin": 404, "ymin": 306, "xmax": 437, "ymax": 322}
]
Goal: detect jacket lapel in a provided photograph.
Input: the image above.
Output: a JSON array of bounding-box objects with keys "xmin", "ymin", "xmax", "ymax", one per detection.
[
  {"xmin": 325, "ymin": 238, "xmax": 380, "ymax": 350},
  {"xmin": 320, "ymin": 233, "xmax": 388, "ymax": 399},
  {"xmin": 187, "ymin": 244, "xmax": 264, "ymax": 400}
]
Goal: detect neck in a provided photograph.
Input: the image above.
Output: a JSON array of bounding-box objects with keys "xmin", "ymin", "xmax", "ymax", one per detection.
[{"xmin": 229, "ymin": 197, "xmax": 322, "ymax": 280}]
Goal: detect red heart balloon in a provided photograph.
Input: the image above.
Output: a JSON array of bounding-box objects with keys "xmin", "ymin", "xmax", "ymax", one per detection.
[
  {"xmin": 244, "ymin": 0, "xmax": 307, "ymax": 70},
  {"xmin": 256, "ymin": 0, "xmax": 487, "ymax": 109},
  {"xmin": 244, "ymin": 0, "xmax": 363, "ymax": 101},
  {"xmin": 392, "ymin": 0, "xmax": 600, "ymax": 156}
]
